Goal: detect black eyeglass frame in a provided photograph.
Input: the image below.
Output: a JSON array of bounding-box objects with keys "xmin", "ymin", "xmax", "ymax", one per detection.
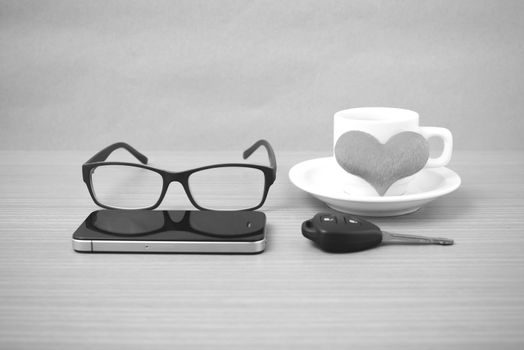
[{"xmin": 82, "ymin": 140, "xmax": 277, "ymax": 211}]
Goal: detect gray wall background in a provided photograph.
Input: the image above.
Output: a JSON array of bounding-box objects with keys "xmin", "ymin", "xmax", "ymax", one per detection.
[{"xmin": 1, "ymin": 0, "xmax": 523, "ymax": 151}]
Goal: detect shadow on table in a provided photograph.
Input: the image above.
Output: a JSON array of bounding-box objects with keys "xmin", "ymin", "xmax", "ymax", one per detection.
[{"xmin": 399, "ymin": 186, "xmax": 475, "ymax": 224}]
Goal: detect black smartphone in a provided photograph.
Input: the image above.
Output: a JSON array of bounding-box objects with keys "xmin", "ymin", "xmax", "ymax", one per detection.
[{"xmin": 72, "ymin": 210, "xmax": 266, "ymax": 254}]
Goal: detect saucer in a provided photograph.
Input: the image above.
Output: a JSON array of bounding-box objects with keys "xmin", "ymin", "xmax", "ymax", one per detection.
[{"xmin": 288, "ymin": 157, "xmax": 461, "ymax": 216}]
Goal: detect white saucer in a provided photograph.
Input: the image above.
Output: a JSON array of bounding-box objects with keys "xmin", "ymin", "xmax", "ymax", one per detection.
[{"xmin": 289, "ymin": 157, "xmax": 461, "ymax": 216}]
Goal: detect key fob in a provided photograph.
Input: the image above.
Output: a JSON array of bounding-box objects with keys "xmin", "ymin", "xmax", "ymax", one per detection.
[{"xmin": 301, "ymin": 212, "xmax": 383, "ymax": 253}]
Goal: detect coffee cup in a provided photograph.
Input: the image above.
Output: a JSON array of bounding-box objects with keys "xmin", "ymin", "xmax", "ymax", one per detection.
[{"xmin": 333, "ymin": 107, "xmax": 452, "ymax": 196}]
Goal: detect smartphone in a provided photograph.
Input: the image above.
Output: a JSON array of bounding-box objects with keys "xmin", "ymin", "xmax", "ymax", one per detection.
[{"xmin": 72, "ymin": 210, "xmax": 266, "ymax": 254}]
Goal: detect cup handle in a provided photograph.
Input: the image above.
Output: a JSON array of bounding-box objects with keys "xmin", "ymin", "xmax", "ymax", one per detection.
[{"xmin": 419, "ymin": 127, "xmax": 453, "ymax": 167}]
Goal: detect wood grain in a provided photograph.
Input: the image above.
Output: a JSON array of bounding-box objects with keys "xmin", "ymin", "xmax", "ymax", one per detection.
[{"xmin": 0, "ymin": 150, "xmax": 523, "ymax": 349}]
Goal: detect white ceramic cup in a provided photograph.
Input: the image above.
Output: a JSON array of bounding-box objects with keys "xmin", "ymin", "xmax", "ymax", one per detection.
[{"xmin": 333, "ymin": 107, "xmax": 453, "ymax": 196}]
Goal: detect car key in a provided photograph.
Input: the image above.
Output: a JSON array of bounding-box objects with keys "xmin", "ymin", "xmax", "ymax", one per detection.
[{"xmin": 302, "ymin": 212, "xmax": 454, "ymax": 253}]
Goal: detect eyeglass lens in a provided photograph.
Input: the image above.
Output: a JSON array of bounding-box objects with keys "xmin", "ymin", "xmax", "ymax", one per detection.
[
  {"xmin": 188, "ymin": 167, "xmax": 265, "ymax": 210},
  {"xmin": 91, "ymin": 165, "xmax": 163, "ymax": 209}
]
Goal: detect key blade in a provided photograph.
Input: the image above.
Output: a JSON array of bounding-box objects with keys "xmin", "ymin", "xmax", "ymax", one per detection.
[{"xmin": 382, "ymin": 231, "xmax": 454, "ymax": 246}]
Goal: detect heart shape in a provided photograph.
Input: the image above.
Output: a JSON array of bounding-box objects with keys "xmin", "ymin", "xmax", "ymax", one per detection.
[{"xmin": 334, "ymin": 131, "xmax": 429, "ymax": 196}]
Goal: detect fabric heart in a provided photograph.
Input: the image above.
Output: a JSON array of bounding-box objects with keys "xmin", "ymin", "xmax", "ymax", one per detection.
[{"xmin": 334, "ymin": 131, "xmax": 429, "ymax": 196}]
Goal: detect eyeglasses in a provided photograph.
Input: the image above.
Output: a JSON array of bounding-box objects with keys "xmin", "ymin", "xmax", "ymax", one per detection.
[{"xmin": 82, "ymin": 140, "xmax": 277, "ymax": 210}]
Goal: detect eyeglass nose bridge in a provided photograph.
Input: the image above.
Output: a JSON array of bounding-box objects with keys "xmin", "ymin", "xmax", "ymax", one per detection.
[
  {"xmin": 162, "ymin": 170, "xmax": 192, "ymax": 193},
  {"xmin": 158, "ymin": 170, "xmax": 199, "ymax": 209}
]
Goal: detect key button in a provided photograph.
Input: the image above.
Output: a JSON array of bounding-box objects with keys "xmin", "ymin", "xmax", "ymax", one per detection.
[
  {"xmin": 320, "ymin": 215, "xmax": 337, "ymax": 224},
  {"xmin": 344, "ymin": 216, "xmax": 361, "ymax": 225}
]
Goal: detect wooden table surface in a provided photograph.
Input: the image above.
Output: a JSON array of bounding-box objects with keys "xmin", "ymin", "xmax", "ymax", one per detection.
[{"xmin": 1, "ymin": 150, "xmax": 523, "ymax": 349}]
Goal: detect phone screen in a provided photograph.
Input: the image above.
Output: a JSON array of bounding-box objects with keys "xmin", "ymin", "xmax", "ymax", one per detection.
[{"xmin": 73, "ymin": 210, "xmax": 266, "ymax": 242}]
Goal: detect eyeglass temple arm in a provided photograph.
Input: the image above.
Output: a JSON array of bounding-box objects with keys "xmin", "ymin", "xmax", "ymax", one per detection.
[
  {"xmin": 85, "ymin": 142, "xmax": 148, "ymax": 164},
  {"xmin": 242, "ymin": 139, "xmax": 277, "ymax": 175}
]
